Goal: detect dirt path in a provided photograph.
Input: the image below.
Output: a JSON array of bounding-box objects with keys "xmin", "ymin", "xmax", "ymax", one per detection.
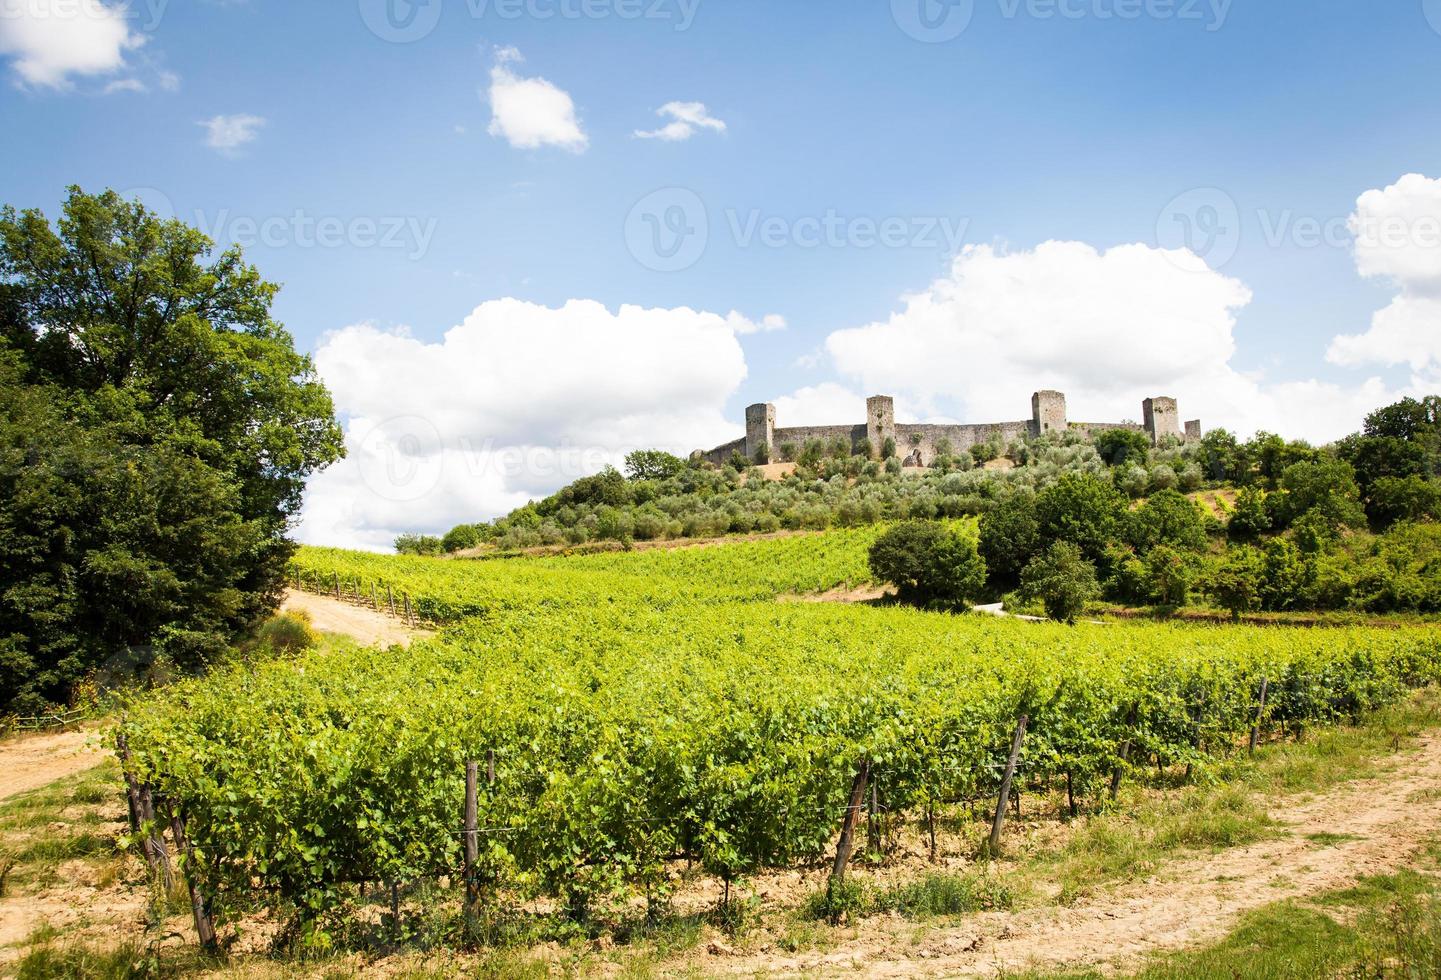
[
  {"xmin": 715, "ymin": 732, "xmax": 1441, "ymax": 977},
  {"xmin": 0, "ymin": 728, "xmax": 107, "ymax": 803},
  {"xmin": 281, "ymin": 590, "xmax": 432, "ymax": 648}
]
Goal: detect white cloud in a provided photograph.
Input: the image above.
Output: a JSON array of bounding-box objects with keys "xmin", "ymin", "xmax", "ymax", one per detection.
[
  {"xmin": 0, "ymin": 0, "xmax": 143, "ymax": 88},
  {"xmin": 102, "ymin": 76, "xmax": 144, "ymax": 94},
  {"xmin": 821, "ymin": 240, "xmax": 1407, "ymax": 443},
  {"xmin": 297, "ymin": 298, "xmax": 751, "ymax": 551},
  {"xmin": 634, "ymin": 101, "xmax": 727, "ymax": 142},
  {"xmin": 1327, "ymin": 173, "xmax": 1441, "ymax": 378},
  {"xmin": 485, "ymin": 46, "xmax": 587, "ymax": 153},
  {"xmin": 199, "ymin": 113, "xmax": 264, "ymax": 152},
  {"xmin": 773, "ymin": 383, "xmax": 868, "ymax": 427},
  {"xmin": 725, "ymin": 311, "xmax": 786, "ymax": 335}
]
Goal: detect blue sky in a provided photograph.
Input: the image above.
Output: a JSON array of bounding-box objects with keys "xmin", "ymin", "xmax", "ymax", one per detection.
[{"xmin": 4, "ymin": 0, "xmax": 1441, "ymax": 547}]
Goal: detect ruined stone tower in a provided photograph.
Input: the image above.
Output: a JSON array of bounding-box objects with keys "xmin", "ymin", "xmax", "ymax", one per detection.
[
  {"xmin": 1143, "ymin": 397, "xmax": 1181, "ymax": 444},
  {"xmin": 867, "ymin": 395, "xmax": 896, "ymax": 458},
  {"xmin": 1031, "ymin": 390, "xmax": 1068, "ymax": 437},
  {"xmin": 745, "ymin": 402, "xmax": 775, "ymax": 463}
]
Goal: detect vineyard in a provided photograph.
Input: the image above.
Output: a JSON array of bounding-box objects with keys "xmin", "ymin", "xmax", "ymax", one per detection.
[{"xmin": 118, "ymin": 528, "xmax": 1441, "ymax": 945}]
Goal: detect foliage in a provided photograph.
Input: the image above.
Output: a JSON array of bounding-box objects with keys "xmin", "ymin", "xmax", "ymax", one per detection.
[
  {"xmin": 978, "ymin": 489, "xmax": 1041, "ymax": 588},
  {"xmin": 123, "ymin": 553, "xmax": 1441, "ymax": 930},
  {"xmin": 440, "ymin": 523, "xmax": 489, "ymax": 553},
  {"xmin": 1020, "ymin": 541, "xmax": 1100, "ymax": 623},
  {"xmin": 1127, "ymin": 489, "xmax": 1209, "ymax": 552},
  {"xmin": 624, "ymin": 449, "xmax": 686, "ymax": 482},
  {"xmin": 252, "ymin": 612, "xmax": 319, "ymax": 655},
  {"xmin": 394, "ymin": 534, "xmax": 444, "ymax": 557},
  {"xmin": 867, "ymin": 521, "xmax": 986, "ymax": 609},
  {"xmin": 1227, "ymin": 486, "xmax": 1271, "ymax": 541},
  {"xmin": 1094, "ymin": 428, "xmax": 1151, "ymax": 468},
  {"xmin": 1035, "ymin": 473, "xmax": 1127, "ymax": 563},
  {"xmin": 0, "ymin": 188, "xmax": 343, "ymax": 713},
  {"xmin": 1367, "ymin": 476, "xmax": 1441, "ymax": 530}
]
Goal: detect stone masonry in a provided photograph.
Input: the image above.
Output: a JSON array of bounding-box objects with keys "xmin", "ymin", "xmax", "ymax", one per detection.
[{"xmin": 698, "ymin": 390, "xmax": 1201, "ymax": 467}]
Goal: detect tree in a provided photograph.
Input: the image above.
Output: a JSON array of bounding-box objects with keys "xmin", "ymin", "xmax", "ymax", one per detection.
[
  {"xmin": 0, "ymin": 188, "xmax": 343, "ymax": 712},
  {"xmin": 1127, "ymin": 488, "xmax": 1207, "ymax": 552},
  {"xmin": 1226, "ymin": 486, "xmax": 1271, "ymax": 541},
  {"xmin": 624, "ymin": 449, "xmax": 686, "ymax": 482},
  {"xmin": 395, "ymin": 534, "xmax": 444, "ymax": 556},
  {"xmin": 1210, "ymin": 546, "xmax": 1265, "ymax": 619},
  {"xmin": 1366, "ymin": 476, "xmax": 1441, "ymax": 529},
  {"xmin": 868, "ymin": 521, "xmax": 987, "ymax": 609},
  {"xmin": 978, "ymin": 489, "xmax": 1041, "ymax": 588},
  {"xmin": 1035, "ymin": 473, "xmax": 1127, "ymax": 562},
  {"xmin": 1093, "ymin": 428, "xmax": 1150, "ymax": 468},
  {"xmin": 1145, "ymin": 545, "xmax": 1192, "ymax": 606},
  {"xmin": 1020, "ymin": 541, "xmax": 1099, "ymax": 624},
  {"xmin": 1275, "ymin": 459, "xmax": 1366, "ymax": 531},
  {"xmin": 441, "ymin": 523, "xmax": 489, "ymax": 553}
]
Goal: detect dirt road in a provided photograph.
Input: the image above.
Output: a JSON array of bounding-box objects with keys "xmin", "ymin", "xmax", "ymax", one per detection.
[
  {"xmin": 716, "ymin": 732, "xmax": 1441, "ymax": 977},
  {"xmin": 281, "ymin": 590, "xmax": 432, "ymax": 648},
  {"xmin": 0, "ymin": 728, "xmax": 106, "ymax": 803}
]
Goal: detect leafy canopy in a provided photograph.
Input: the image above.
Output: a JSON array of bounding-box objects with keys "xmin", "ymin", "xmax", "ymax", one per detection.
[{"xmin": 0, "ymin": 188, "xmax": 343, "ymax": 712}]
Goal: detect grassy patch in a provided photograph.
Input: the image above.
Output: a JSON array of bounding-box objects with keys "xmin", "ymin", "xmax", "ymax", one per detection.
[
  {"xmin": 802, "ymin": 869, "xmax": 1014, "ymax": 924},
  {"xmin": 0, "ymin": 760, "xmax": 124, "ymax": 890}
]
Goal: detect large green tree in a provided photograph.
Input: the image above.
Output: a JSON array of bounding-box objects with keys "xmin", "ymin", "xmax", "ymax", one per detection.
[{"xmin": 0, "ymin": 188, "xmax": 343, "ymax": 712}]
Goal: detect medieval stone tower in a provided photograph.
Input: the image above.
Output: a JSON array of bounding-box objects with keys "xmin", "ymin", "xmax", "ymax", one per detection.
[
  {"xmin": 745, "ymin": 402, "xmax": 776, "ymax": 462},
  {"xmin": 867, "ymin": 395, "xmax": 896, "ymax": 458},
  {"xmin": 1142, "ymin": 397, "xmax": 1181, "ymax": 444},
  {"xmin": 1031, "ymin": 390, "xmax": 1068, "ymax": 436}
]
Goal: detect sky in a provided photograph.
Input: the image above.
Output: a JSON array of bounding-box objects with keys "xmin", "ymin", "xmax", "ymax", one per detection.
[{"xmin": 3, "ymin": 0, "xmax": 1441, "ymax": 550}]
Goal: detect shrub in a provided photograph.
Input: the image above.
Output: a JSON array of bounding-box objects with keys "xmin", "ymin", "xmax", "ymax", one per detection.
[
  {"xmin": 978, "ymin": 490, "xmax": 1041, "ymax": 589},
  {"xmin": 441, "ymin": 523, "xmax": 487, "ymax": 553},
  {"xmin": 1145, "ymin": 545, "xmax": 1192, "ymax": 607},
  {"xmin": 1020, "ymin": 541, "xmax": 1099, "ymax": 624},
  {"xmin": 1366, "ymin": 475, "xmax": 1440, "ymax": 529},
  {"xmin": 1128, "ymin": 489, "xmax": 1208, "ymax": 552},
  {"xmin": 253, "ymin": 612, "xmax": 318, "ymax": 655},
  {"xmin": 395, "ymin": 534, "xmax": 444, "ymax": 556},
  {"xmin": 1227, "ymin": 486, "xmax": 1271, "ymax": 541},
  {"xmin": 1093, "ymin": 428, "xmax": 1151, "ymax": 468},
  {"xmin": 867, "ymin": 521, "xmax": 987, "ymax": 609}
]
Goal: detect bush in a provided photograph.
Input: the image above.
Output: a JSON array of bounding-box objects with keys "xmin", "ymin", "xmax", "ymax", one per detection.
[
  {"xmin": 1145, "ymin": 545, "xmax": 1192, "ymax": 606},
  {"xmin": 1094, "ymin": 428, "xmax": 1151, "ymax": 468},
  {"xmin": 253, "ymin": 612, "xmax": 319, "ymax": 655},
  {"xmin": 395, "ymin": 534, "xmax": 444, "ymax": 556},
  {"xmin": 1367, "ymin": 476, "xmax": 1440, "ymax": 529},
  {"xmin": 441, "ymin": 523, "xmax": 487, "ymax": 553},
  {"xmin": 1227, "ymin": 486, "xmax": 1271, "ymax": 541},
  {"xmin": 1020, "ymin": 541, "xmax": 1099, "ymax": 624},
  {"xmin": 978, "ymin": 490, "xmax": 1041, "ymax": 589},
  {"xmin": 868, "ymin": 521, "xmax": 987, "ymax": 609}
]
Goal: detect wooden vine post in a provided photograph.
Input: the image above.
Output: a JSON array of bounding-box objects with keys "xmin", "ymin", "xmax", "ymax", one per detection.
[
  {"xmin": 333, "ymin": 571, "xmax": 341, "ymax": 599},
  {"xmin": 387, "ymin": 584, "xmax": 396, "ymax": 617},
  {"xmin": 114, "ymin": 732, "xmax": 142, "ymax": 834},
  {"xmin": 829, "ymin": 760, "xmax": 870, "ymax": 890},
  {"xmin": 463, "ymin": 761, "xmax": 480, "ymax": 922},
  {"xmin": 1249, "ymin": 676, "xmax": 1269, "ymax": 755},
  {"xmin": 136, "ymin": 784, "xmax": 174, "ymax": 890},
  {"xmin": 167, "ymin": 803, "xmax": 218, "ymax": 950},
  {"xmin": 988, "ymin": 714, "xmax": 1028, "ymax": 855}
]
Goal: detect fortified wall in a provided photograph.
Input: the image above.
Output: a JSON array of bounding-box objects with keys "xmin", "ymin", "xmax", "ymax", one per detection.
[{"xmin": 696, "ymin": 391, "xmax": 1201, "ymax": 467}]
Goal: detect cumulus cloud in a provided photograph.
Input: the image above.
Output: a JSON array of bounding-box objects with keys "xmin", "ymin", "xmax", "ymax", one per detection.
[
  {"xmin": 821, "ymin": 240, "xmax": 1404, "ymax": 443},
  {"xmin": 634, "ymin": 101, "xmax": 727, "ymax": 142},
  {"xmin": 726, "ymin": 311, "xmax": 785, "ymax": 335},
  {"xmin": 297, "ymin": 298, "xmax": 751, "ymax": 551},
  {"xmin": 1327, "ymin": 173, "xmax": 1441, "ymax": 379},
  {"xmin": 0, "ymin": 0, "xmax": 143, "ymax": 88},
  {"xmin": 199, "ymin": 113, "xmax": 265, "ymax": 152},
  {"xmin": 486, "ymin": 46, "xmax": 587, "ymax": 153}
]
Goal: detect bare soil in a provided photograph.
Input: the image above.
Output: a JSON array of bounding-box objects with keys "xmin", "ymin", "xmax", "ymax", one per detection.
[
  {"xmin": 706, "ymin": 731, "xmax": 1441, "ymax": 977},
  {"xmin": 0, "ymin": 728, "xmax": 106, "ymax": 803},
  {"xmin": 281, "ymin": 591, "xmax": 433, "ymax": 648}
]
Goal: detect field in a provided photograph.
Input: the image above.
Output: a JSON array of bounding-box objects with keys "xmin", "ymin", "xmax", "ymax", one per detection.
[{"xmin": 114, "ymin": 526, "xmax": 1441, "ymax": 967}]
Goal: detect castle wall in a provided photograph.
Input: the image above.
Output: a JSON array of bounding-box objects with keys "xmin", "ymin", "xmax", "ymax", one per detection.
[{"xmin": 695, "ymin": 391, "xmax": 1196, "ymax": 468}]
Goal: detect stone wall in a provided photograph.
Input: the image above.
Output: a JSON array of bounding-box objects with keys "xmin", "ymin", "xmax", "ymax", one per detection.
[{"xmin": 696, "ymin": 390, "xmax": 1196, "ymax": 467}]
